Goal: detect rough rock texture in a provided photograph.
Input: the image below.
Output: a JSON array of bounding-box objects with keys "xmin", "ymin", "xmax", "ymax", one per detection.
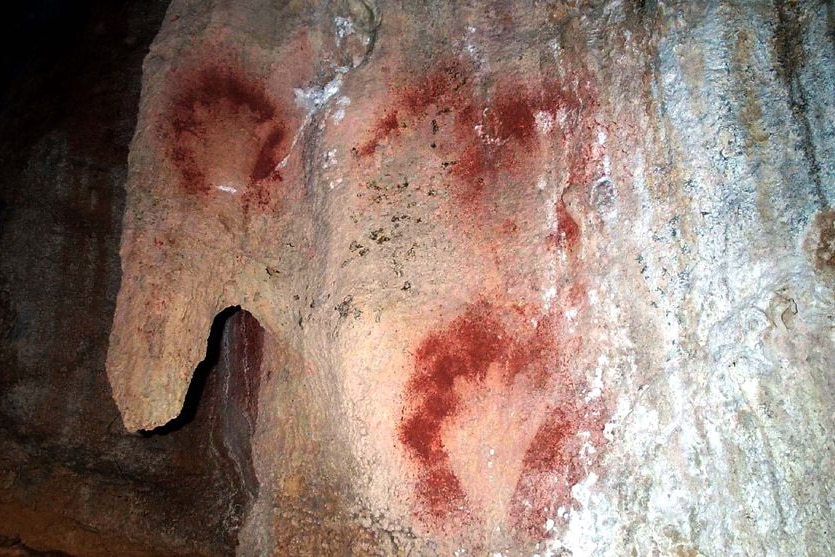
[
  {"xmin": 2, "ymin": 0, "xmax": 833, "ymax": 555},
  {"xmin": 0, "ymin": 2, "xmax": 264, "ymax": 555},
  {"xmin": 104, "ymin": 0, "xmax": 835, "ymax": 554}
]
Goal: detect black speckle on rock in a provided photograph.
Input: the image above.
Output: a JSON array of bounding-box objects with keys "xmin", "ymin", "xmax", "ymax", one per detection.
[
  {"xmin": 335, "ymin": 295, "xmax": 354, "ymax": 318},
  {"xmin": 369, "ymin": 228, "xmax": 391, "ymax": 244}
]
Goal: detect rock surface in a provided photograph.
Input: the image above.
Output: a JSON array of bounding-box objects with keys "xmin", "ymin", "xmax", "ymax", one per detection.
[
  {"xmin": 1, "ymin": 0, "xmax": 833, "ymax": 555},
  {"xmin": 0, "ymin": 1, "xmax": 259, "ymax": 555},
  {"xmin": 107, "ymin": 0, "xmax": 835, "ymax": 554}
]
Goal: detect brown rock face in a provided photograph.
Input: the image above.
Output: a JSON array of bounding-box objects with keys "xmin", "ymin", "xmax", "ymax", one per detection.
[
  {"xmin": 3, "ymin": 0, "xmax": 835, "ymax": 555},
  {"xmin": 0, "ymin": 1, "xmax": 268, "ymax": 555}
]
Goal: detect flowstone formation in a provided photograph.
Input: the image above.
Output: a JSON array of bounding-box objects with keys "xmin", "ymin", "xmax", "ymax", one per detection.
[{"xmin": 107, "ymin": 0, "xmax": 834, "ymax": 554}]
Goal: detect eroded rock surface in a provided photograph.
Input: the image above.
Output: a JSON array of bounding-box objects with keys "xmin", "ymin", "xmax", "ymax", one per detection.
[
  {"xmin": 0, "ymin": 2, "xmax": 271, "ymax": 555},
  {"xmin": 104, "ymin": 0, "xmax": 835, "ymax": 554}
]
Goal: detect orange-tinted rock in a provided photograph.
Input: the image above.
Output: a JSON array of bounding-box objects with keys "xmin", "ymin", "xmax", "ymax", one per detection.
[{"xmin": 3, "ymin": 0, "xmax": 834, "ymax": 555}]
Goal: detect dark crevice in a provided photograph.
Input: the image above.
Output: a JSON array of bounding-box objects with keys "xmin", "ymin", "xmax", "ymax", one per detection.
[
  {"xmin": 133, "ymin": 304, "xmax": 265, "ymax": 550},
  {"xmin": 140, "ymin": 305, "xmax": 242, "ymax": 436},
  {"xmin": 827, "ymin": 1, "xmax": 835, "ymax": 61},
  {"xmin": 773, "ymin": 0, "xmax": 828, "ymax": 209}
]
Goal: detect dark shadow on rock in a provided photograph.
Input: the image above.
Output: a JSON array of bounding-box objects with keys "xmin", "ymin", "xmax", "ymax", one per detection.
[{"xmin": 140, "ymin": 305, "xmax": 242, "ymax": 436}]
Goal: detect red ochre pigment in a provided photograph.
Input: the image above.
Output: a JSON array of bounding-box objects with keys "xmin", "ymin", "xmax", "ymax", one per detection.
[
  {"xmin": 398, "ymin": 299, "xmax": 607, "ymax": 539},
  {"xmin": 355, "ymin": 58, "xmax": 601, "ymax": 217},
  {"xmin": 160, "ymin": 62, "xmax": 290, "ymax": 211},
  {"xmin": 553, "ymin": 198, "xmax": 581, "ymax": 253},
  {"xmin": 357, "ymin": 110, "xmax": 400, "ymax": 157}
]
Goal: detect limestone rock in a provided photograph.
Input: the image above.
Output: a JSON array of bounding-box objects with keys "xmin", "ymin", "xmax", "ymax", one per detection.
[{"xmin": 105, "ymin": 0, "xmax": 834, "ymax": 554}]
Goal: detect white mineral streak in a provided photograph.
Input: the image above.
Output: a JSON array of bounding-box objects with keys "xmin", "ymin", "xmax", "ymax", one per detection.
[
  {"xmin": 293, "ymin": 72, "xmax": 344, "ymax": 112},
  {"xmin": 332, "ymin": 95, "xmax": 351, "ymax": 122},
  {"xmin": 276, "ymin": 71, "xmax": 349, "ymax": 171},
  {"xmin": 546, "ymin": 5, "xmax": 835, "ymax": 557},
  {"xmin": 334, "ymin": 16, "xmax": 354, "ymax": 45}
]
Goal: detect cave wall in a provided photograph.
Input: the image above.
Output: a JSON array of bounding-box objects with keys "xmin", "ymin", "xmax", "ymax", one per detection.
[
  {"xmin": 108, "ymin": 0, "xmax": 835, "ymax": 554},
  {"xmin": 1, "ymin": 0, "xmax": 834, "ymax": 555},
  {"xmin": 0, "ymin": 2, "xmax": 258, "ymax": 555}
]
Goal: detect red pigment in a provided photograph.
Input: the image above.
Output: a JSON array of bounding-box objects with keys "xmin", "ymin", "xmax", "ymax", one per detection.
[
  {"xmin": 417, "ymin": 464, "xmax": 467, "ymax": 516},
  {"xmin": 161, "ymin": 64, "xmax": 288, "ymax": 211},
  {"xmin": 398, "ymin": 298, "xmax": 607, "ymax": 539},
  {"xmin": 501, "ymin": 219, "xmax": 519, "ymax": 234},
  {"xmin": 251, "ymin": 127, "xmax": 286, "ymax": 182},
  {"xmin": 554, "ymin": 199, "xmax": 580, "ymax": 253},
  {"xmin": 521, "ymin": 407, "xmax": 574, "ymax": 474},
  {"xmin": 400, "ymin": 59, "xmax": 470, "ymax": 115},
  {"xmin": 357, "ymin": 110, "xmax": 399, "ymax": 157},
  {"xmin": 354, "ymin": 59, "xmax": 472, "ymax": 157},
  {"xmin": 355, "ymin": 56, "xmax": 602, "ymax": 231},
  {"xmin": 444, "ymin": 78, "xmax": 594, "ymax": 208},
  {"xmin": 397, "ymin": 299, "xmax": 603, "ymax": 537},
  {"xmin": 508, "ymin": 406, "xmax": 580, "ymax": 536},
  {"xmin": 399, "ymin": 302, "xmax": 514, "ymax": 521},
  {"xmin": 487, "ymin": 91, "xmax": 539, "ymax": 146}
]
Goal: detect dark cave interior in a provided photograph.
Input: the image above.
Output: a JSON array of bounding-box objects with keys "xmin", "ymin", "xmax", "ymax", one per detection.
[{"xmin": 0, "ymin": 2, "xmax": 262, "ymax": 555}]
